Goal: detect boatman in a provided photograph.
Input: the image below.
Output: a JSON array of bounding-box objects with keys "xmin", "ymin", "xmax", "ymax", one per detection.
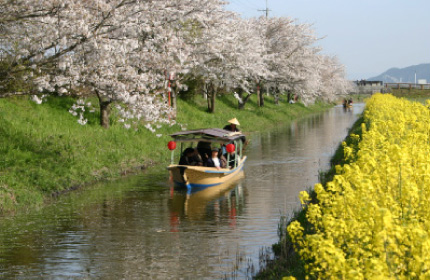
[
  {"xmin": 223, "ymin": 118, "xmax": 241, "ymax": 132},
  {"xmin": 223, "ymin": 118, "xmax": 247, "ymax": 151}
]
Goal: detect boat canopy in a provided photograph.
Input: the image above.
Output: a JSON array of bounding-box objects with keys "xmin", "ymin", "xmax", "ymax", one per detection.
[{"xmin": 170, "ymin": 128, "xmax": 245, "ymax": 143}]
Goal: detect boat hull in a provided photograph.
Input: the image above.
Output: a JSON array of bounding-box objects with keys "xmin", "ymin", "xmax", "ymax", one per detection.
[
  {"xmin": 168, "ymin": 171, "xmax": 245, "ymax": 219},
  {"xmin": 168, "ymin": 156, "xmax": 247, "ymax": 190}
]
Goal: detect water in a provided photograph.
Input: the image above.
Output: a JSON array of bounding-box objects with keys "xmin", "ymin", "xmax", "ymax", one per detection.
[{"xmin": 0, "ymin": 104, "xmax": 364, "ymax": 279}]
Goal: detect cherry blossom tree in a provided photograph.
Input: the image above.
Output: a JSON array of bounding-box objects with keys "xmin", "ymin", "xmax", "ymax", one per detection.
[
  {"xmin": 183, "ymin": 8, "xmax": 239, "ymax": 113},
  {"xmin": 186, "ymin": 15, "xmax": 271, "ymax": 112},
  {"xmin": 255, "ymin": 16, "xmax": 352, "ymax": 105},
  {"xmin": 225, "ymin": 17, "xmax": 270, "ymax": 109},
  {"xmin": 262, "ymin": 17, "xmax": 318, "ymax": 104},
  {"xmin": 316, "ymin": 55, "xmax": 354, "ymax": 102},
  {"xmin": 2, "ymin": 0, "xmax": 232, "ymax": 127},
  {"xmin": 2, "ymin": 0, "xmax": 352, "ymax": 128}
]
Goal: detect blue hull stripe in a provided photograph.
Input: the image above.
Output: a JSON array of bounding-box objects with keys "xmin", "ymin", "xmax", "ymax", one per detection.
[{"xmin": 173, "ymin": 181, "xmax": 222, "ymax": 188}]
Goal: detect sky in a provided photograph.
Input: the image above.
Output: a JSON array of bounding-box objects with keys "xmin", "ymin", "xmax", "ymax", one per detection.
[{"xmin": 225, "ymin": 0, "xmax": 430, "ymax": 80}]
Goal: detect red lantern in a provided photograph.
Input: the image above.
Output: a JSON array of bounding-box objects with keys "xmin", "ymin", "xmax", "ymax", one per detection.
[
  {"xmin": 167, "ymin": 141, "xmax": 176, "ymax": 150},
  {"xmin": 226, "ymin": 143, "xmax": 235, "ymax": 153}
]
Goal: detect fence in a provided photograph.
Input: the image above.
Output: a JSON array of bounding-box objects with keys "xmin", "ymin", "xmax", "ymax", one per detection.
[{"xmin": 385, "ymin": 83, "xmax": 430, "ymax": 90}]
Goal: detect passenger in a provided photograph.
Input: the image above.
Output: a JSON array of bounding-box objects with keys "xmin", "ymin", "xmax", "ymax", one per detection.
[
  {"xmin": 189, "ymin": 148, "xmax": 203, "ymax": 166},
  {"xmin": 197, "ymin": 141, "xmax": 211, "ymax": 164},
  {"xmin": 206, "ymin": 148, "xmax": 222, "ymax": 170},
  {"xmin": 179, "ymin": 148, "xmax": 196, "ymax": 166},
  {"xmin": 179, "ymin": 148, "xmax": 203, "ymax": 166},
  {"xmin": 343, "ymin": 98, "xmax": 348, "ymax": 108},
  {"xmin": 219, "ymin": 151, "xmax": 227, "ymax": 168}
]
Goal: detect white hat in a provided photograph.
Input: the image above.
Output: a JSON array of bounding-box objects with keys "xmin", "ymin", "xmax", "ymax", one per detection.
[{"xmin": 228, "ymin": 118, "xmax": 240, "ymax": 125}]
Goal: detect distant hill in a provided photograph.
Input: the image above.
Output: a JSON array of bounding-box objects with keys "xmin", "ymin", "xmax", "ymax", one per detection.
[{"xmin": 368, "ymin": 63, "xmax": 430, "ymax": 83}]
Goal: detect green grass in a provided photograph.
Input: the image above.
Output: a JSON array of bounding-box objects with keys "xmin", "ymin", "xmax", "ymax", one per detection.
[
  {"xmin": 388, "ymin": 89, "xmax": 430, "ymax": 104},
  {"xmin": 0, "ymin": 93, "xmax": 332, "ymax": 213},
  {"xmin": 390, "ymin": 88, "xmax": 430, "ymax": 97}
]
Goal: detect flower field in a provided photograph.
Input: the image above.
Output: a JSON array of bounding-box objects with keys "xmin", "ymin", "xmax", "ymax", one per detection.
[{"xmin": 287, "ymin": 94, "xmax": 430, "ymax": 279}]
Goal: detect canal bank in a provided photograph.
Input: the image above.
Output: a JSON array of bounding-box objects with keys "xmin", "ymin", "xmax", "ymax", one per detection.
[
  {"xmin": 255, "ymin": 110, "xmax": 365, "ymax": 279},
  {"xmin": 0, "ymin": 103, "xmax": 364, "ymax": 279},
  {"xmin": 0, "ymin": 94, "xmax": 333, "ymax": 214},
  {"xmin": 259, "ymin": 94, "xmax": 430, "ymax": 279}
]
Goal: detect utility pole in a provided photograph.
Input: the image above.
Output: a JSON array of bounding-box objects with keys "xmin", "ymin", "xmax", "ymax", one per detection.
[{"xmin": 258, "ymin": 0, "xmax": 270, "ymax": 18}]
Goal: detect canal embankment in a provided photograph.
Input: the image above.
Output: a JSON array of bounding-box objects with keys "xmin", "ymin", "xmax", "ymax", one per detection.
[
  {"xmin": 256, "ymin": 93, "xmax": 430, "ymax": 279},
  {"xmin": 0, "ymin": 94, "xmax": 333, "ymax": 214}
]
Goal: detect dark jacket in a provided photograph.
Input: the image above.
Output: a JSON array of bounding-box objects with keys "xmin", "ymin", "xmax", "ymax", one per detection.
[{"xmin": 223, "ymin": 124, "xmax": 240, "ymax": 132}]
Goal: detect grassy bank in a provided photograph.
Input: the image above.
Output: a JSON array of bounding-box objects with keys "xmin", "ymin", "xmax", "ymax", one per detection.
[
  {"xmin": 255, "ymin": 114, "xmax": 365, "ymax": 279},
  {"xmin": 256, "ymin": 92, "xmax": 430, "ymax": 279},
  {"xmin": 390, "ymin": 89, "xmax": 430, "ymax": 103},
  {"xmin": 0, "ymin": 94, "xmax": 332, "ymax": 213},
  {"xmin": 390, "ymin": 88, "xmax": 430, "ymax": 96}
]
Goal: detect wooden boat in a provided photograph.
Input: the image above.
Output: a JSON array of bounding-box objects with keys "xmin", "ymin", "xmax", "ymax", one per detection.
[
  {"xmin": 343, "ymin": 99, "xmax": 353, "ymax": 109},
  {"xmin": 167, "ymin": 128, "xmax": 247, "ymax": 190},
  {"xmin": 168, "ymin": 171, "xmax": 244, "ymax": 220}
]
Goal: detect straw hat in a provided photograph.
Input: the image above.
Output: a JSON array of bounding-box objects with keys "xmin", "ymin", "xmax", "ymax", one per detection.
[{"xmin": 228, "ymin": 118, "xmax": 240, "ymax": 125}]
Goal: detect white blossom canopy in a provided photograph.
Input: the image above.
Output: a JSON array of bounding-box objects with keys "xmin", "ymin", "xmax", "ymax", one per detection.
[{"xmin": 2, "ymin": 0, "xmax": 352, "ymax": 127}]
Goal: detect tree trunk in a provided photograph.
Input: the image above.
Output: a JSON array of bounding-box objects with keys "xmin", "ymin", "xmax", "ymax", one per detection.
[
  {"xmin": 171, "ymin": 88, "xmax": 177, "ymax": 109},
  {"xmin": 256, "ymin": 83, "xmax": 261, "ymax": 107},
  {"xmin": 259, "ymin": 84, "xmax": 265, "ymax": 107},
  {"xmin": 237, "ymin": 88, "xmax": 253, "ymax": 110},
  {"xmin": 205, "ymin": 83, "xmax": 211, "ymax": 112},
  {"xmin": 237, "ymin": 88, "xmax": 244, "ymax": 109},
  {"xmin": 207, "ymin": 82, "xmax": 216, "ymax": 113},
  {"xmin": 100, "ymin": 100, "xmax": 111, "ymax": 128},
  {"xmin": 96, "ymin": 91, "xmax": 111, "ymax": 128},
  {"xmin": 171, "ymin": 89, "xmax": 177, "ymax": 120},
  {"xmin": 274, "ymin": 86, "xmax": 280, "ymax": 105},
  {"xmin": 240, "ymin": 94, "xmax": 252, "ymax": 110}
]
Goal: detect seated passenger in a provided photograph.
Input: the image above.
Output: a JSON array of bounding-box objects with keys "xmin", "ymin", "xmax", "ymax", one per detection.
[
  {"xmin": 219, "ymin": 152, "xmax": 227, "ymax": 169},
  {"xmin": 197, "ymin": 141, "xmax": 212, "ymax": 164},
  {"xmin": 189, "ymin": 148, "xmax": 203, "ymax": 166},
  {"xmin": 179, "ymin": 148, "xmax": 203, "ymax": 166},
  {"xmin": 206, "ymin": 148, "xmax": 222, "ymax": 170},
  {"xmin": 179, "ymin": 148, "xmax": 195, "ymax": 166}
]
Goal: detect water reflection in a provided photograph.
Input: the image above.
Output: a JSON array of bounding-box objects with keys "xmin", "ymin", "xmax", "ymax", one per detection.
[
  {"xmin": 0, "ymin": 104, "xmax": 364, "ymax": 279},
  {"xmin": 169, "ymin": 172, "xmax": 245, "ymax": 221}
]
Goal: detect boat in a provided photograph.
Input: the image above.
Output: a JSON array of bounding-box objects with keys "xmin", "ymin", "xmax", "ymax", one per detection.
[
  {"xmin": 167, "ymin": 128, "xmax": 247, "ymax": 191},
  {"xmin": 343, "ymin": 99, "xmax": 353, "ymax": 109},
  {"xmin": 168, "ymin": 171, "xmax": 244, "ymax": 220}
]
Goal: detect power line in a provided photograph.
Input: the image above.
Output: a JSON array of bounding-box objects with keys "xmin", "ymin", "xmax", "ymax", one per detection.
[
  {"xmin": 229, "ymin": 0, "xmax": 261, "ymax": 10},
  {"xmin": 228, "ymin": 0, "xmax": 261, "ymax": 13},
  {"xmin": 257, "ymin": 0, "xmax": 270, "ymax": 18}
]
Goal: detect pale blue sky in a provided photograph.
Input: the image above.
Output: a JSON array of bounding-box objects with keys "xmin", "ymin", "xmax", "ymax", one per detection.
[{"xmin": 226, "ymin": 0, "xmax": 430, "ymax": 80}]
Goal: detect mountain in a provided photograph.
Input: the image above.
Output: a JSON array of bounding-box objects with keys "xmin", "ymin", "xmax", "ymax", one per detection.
[{"xmin": 368, "ymin": 63, "xmax": 430, "ymax": 83}]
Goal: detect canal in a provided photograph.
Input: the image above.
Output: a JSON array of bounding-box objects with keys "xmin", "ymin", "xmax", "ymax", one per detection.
[{"xmin": 0, "ymin": 104, "xmax": 364, "ymax": 279}]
